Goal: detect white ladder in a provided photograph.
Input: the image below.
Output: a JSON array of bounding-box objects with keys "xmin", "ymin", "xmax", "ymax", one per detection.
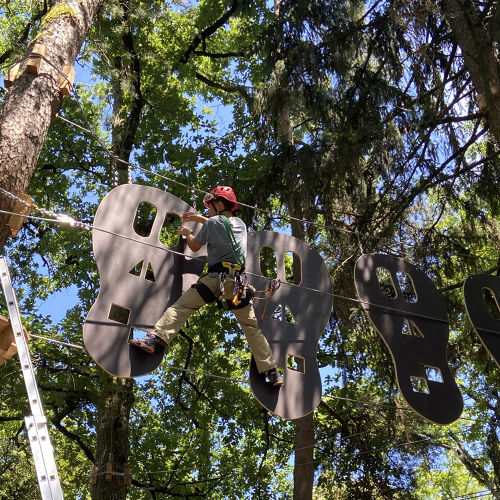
[{"xmin": 0, "ymin": 256, "xmax": 64, "ymax": 499}]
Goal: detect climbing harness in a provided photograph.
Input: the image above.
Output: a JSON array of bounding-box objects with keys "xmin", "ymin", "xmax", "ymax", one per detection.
[
  {"xmin": 193, "ymin": 280, "xmax": 223, "ymax": 309},
  {"xmin": 192, "ymin": 206, "xmax": 253, "ymax": 309},
  {"xmin": 192, "ymin": 269, "xmax": 254, "ymax": 310}
]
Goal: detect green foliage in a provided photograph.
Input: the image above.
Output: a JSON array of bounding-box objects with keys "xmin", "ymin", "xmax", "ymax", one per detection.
[{"xmin": 2, "ymin": 0, "xmax": 500, "ymax": 498}]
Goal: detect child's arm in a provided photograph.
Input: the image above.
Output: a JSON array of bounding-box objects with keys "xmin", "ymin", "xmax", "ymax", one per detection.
[{"xmin": 178, "ymin": 225, "xmax": 203, "ymax": 252}]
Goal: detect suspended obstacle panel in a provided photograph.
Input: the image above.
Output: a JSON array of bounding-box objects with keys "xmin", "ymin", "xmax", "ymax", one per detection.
[
  {"xmin": 83, "ymin": 185, "xmax": 206, "ymax": 378},
  {"xmin": 83, "ymin": 185, "xmax": 332, "ymax": 420},
  {"xmin": 463, "ymin": 274, "xmax": 500, "ymax": 370},
  {"xmin": 354, "ymin": 253, "xmax": 463, "ymax": 425},
  {"xmin": 247, "ymin": 231, "xmax": 332, "ymax": 420}
]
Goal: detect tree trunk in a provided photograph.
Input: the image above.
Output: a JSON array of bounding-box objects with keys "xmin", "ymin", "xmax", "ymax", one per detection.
[
  {"xmin": 272, "ymin": 12, "xmax": 316, "ymax": 491},
  {"xmin": 441, "ymin": 0, "xmax": 500, "ymax": 145},
  {"xmin": 90, "ymin": 377, "xmax": 135, "ymax": 499},
  {"xmin": 447, "ymin": 430, "xmax": 500, "ymax": 498},
  {"xmin": 294, "ymin": 413, "xmax": 315, "ymax": 500},
  {"xmin": 110, "ymin": 0, "xmax": 144, "ymax": 186},
  {"xmin": 0, "ymin": 0, "xmax": 105, "ymax": 250},
  {"xmin": 90, "ymin": 4, "xmax": 143, "ymax": 496},
  {"xmin": 285, "ymin": 136, "xmax": 315, "ymax": 500}
]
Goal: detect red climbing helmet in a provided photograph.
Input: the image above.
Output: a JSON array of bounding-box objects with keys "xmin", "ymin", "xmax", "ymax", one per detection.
[{"xmin": 203, "ymin": 185, "xmax": 237, "ymax": 211}]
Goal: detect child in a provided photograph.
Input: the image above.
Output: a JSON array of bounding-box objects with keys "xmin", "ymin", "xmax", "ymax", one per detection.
[{"xmin": 129, "ymin": 186, "xmax": 284, "ymax": 386}]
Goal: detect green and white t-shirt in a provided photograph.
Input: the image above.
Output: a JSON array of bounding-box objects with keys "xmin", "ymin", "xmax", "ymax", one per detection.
[{"xmin": 195, "ymin": 215, "xmax": 247, "ymax": 268}]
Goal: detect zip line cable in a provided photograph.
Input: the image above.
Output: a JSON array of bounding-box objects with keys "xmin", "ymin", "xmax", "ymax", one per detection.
[
  {"xmin": 5, "ymin": 47, "xmax": 492, "ymax": 253},
  {"xmin": 21, "ymin": 326, "xmax": 251, "ymax": 385},
  {"xmin": 13, "ymin": 321, "xmax": 483, "ymax": 422},
  {"xmin": 54, "ymin": 81, "xmax": 368, "ymax": 231},
  {"xmin": 3, "ymin": 195, "xmax": 486, "ymax": 418},
  {"xmin": 89, "ymin": 435, "xmax": 458, "ymax": 486},
  {"xmin": 0, "ymin": 304, "xmax": 457, "ymax": 418},
  {"xmin": 0, "ymin": 225, "xmax": 486, "ymax": 485},
  {"xmin": 88, "ymin": 435, "xmax": 434, "ymax": 480},
  {"xmin": 0, "ymin": 205, "xmax": 461, "ymax": 329},
  {"xmin": 2, "ymin": 57, "xmax": 302, "ymax": 219},
  {"xmin": 2, "ymin": 64, "xmax": 493, "ymax": 339},
  {"xmin": 0, "ymin": 187, "xmax": 92, "ymax": 230},
  {"xmin": 0, "ymin": 66, "xmax": 472, "ymax": 251},
  {"xmin": 54, "ymin": 116, "xmax": 337, "ymax": 224},
  {"xmin": 53, "ymin": 90, "xmax": 479, "ymax": 242},
  {"xmin": 1, "ymin": 199, "xmax": 497, "ymax": 334},
  {"xmin": 1, "ymin": 52, "xmax": 490, "ymax": 248},
  {"xmin": 28, "ymin": 333, "xmax": 86, "ymax": 350},
  {"xmin": 55, "ymin": 113, "xmax": 358, "ymax": 231},
  {"xmin": 0, "ymin": 207, "xmax": 91, "ymax": 229},
  {"xmin": 1, "ymin": 63, "xmax": 491, "ymax": 389},
  {"xmin": 22, "ymin": 329, "xmax": 409, "ymax": 411},
  {"xmin": 0, "ymin": 196, "xmax": 461, "ymax": 327}
]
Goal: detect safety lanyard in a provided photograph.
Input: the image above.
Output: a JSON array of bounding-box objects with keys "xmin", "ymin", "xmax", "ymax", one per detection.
[{"xmin": 219, "ymin": 215, "xmax": 245, "ymax": 268}]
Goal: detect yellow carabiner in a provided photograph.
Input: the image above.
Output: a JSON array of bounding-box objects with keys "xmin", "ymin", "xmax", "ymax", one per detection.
[
  {"xmin": 232, "ymin": 287, "xmax": 243, "ymax": 306},
  {"xmin": 222, "ymin": 261, "xmax": 241, "ymax": 275}
]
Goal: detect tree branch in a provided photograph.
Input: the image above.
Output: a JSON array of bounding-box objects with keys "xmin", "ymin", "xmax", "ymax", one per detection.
[
  {"xmin": 0, "ymin": 0, "xmax": 48, "ymax": 65},
  {"xmin": 195, "ymin": 71, "xmax": 249, "ymax": 97},
  {"xmin": 193, "ymin": 50, "xmax": 244, "ymax": 59},
  {"xmin": 53, "ymin": 417, "xmax": 95, "ymax": 463},
  {"xmin": 179, "ymin": 0, "xmax": 242, "ymax": 64}
]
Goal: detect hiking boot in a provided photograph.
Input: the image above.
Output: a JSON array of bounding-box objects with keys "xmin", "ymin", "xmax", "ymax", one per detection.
[
  {"xmin": 267, "ymin": 368, "xmax": 284, "ymax": 386},
  {"xmin": 129, "ymin": 333, "xmax": 164, "ymax": 354}
]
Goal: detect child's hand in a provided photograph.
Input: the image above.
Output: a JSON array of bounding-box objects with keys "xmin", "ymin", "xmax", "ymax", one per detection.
[
  {"xmin": 182, "ymin": 212, "xmax": 207, "ymax": 224},
  {"xmin": 177, "ymin": 225, "xmax": 192, "ymax": 237}
]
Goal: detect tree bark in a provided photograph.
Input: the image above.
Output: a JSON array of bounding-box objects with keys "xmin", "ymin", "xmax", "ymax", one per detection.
[
  {"xmin": 110, "ymin": 0, "xmax": 145, "ymax": 186},
  {"xmin": 90, "ymin": 377, "xmax": 135, "ymax": 499},
  {"xmin": 0, "ymin": 3, "xmax": 138, "ymax": 500},
  {"xmin": 294, "ymin": 413, "xmax": 314, "ymax": 500},
  {"xmin": 441, "ymin": 0, "xmax": 500, "ymax": 145},
  {"xmin": 0, "ymin": 0, "xmax": 105, "ymax": 250}
]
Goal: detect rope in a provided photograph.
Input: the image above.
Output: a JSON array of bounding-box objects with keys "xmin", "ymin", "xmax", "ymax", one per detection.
[
  {"xmin": 17, "ymin": 318, "xmax": 483, "ymax": 429},
  {"xmin": 1, "ymin": 201, "xmax": 493, "ymax": 330},
  {"xmin": 24, "ymin": 331, "xmax": 481, "ymax": 422},
  {"xmin": 53, "ymin": 114, "xmax": 359, "ymax": 234},
  {"xmin": 86, "ymin": 435, "xmax": 452, "ymax": 484},
  {"xmin": 166, "ymin": 364, "xmax": 248, "ymax": 385},
  {"xmin": 2, "ymin": 50, "xmax": 489, "ymax": 250},
  {"xmin": 22, "ymin": 331, "xmax": 249, "ymax": 383},
  {"xmin": 29, "ymin": 333, "xmax": 86, "ymax": 350},
  {"xmin": 0, "ymin": 187, "xmax": 91, "ymax": 230}
]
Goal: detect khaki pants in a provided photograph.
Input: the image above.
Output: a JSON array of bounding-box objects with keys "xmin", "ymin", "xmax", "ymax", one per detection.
[{"xmin": 153, "ymin": 274, "xmax": 277, "ymax": 374}]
